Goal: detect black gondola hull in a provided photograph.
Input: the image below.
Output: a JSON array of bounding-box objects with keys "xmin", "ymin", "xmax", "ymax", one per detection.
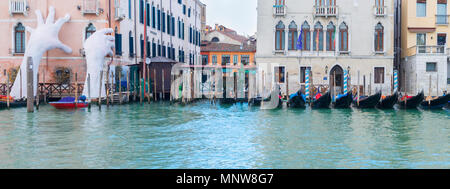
[
  {"xmin": 353, "ymin": 92, "xmax": 382, "ymax": 109},
  {"xmin": 420, "ymin": 94, "xmax": 450, "ymax": 110},
  {"xmin": 377, "ymin": 92, "xmax": 399, "ymax": 109},
  {"xmin": 0, "ymin": 101, "xmax": 27, "ymax": 109},
  {"xmin": 398, "ymin": 92, "xmax": 424, "ymax": 109},
  {"xmin": 311, "ymin": 92, "xmax": 331, "ymax": 109},
  {"xmin": 288, "ymin": 91, "xmax": 306, "ymax": 108},
  {"xmin": 333, "ymin": 92, "xmax": 353, "ymax": 109}
]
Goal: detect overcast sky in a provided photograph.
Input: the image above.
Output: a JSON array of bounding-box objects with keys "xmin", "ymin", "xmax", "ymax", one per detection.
[{"xmin": 201, "ymin": 0, "xmax": 257, "ymax": 36}]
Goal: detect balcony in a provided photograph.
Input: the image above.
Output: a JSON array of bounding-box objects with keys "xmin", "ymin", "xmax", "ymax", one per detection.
[
  {"xmin": 273, "ymin": 5, "xmax": 286, "ymax": 17},
  {"xmin": 313, "ymin": 5, "xmax": 338, "ymax": 17},
  {"xmin": 9, "ymin": 0, "xmax": 28, "ymax": 16},
  {"xmin": 409, "ymin": 45, "xmax": 446, "ymax": 55},
  {"xmin": 374, "ymin": 6, "xmax": 387, "ymax": 17},
  {"xmin": 436, "ymin": 15, "xmax": 449, "ymax": 25},
  {"xmin": 82, "ymin": 0, "xmax": 99, "ymax": 15}
]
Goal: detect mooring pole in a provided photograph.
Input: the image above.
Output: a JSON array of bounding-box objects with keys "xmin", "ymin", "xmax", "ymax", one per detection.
[
  {"xmin": 6, "ymin": 72, "xmax": 10, "ymax": 109},
  {"xmin": 110, "ymin": 72, "xmax": 114, "ymax": 105},
  {"xmin": 36, "ymin": 73, "xmax": 39, "ymax": 110},
  {"xmin": 119, "ymin": 70, "xmax": 122, "ymax": 105},
  {"xmin": 26, "ymin": 57, "xmax": 34, "ymax": 113},
  {"xmin": 88, "ymin": 73, "xmax": 91, "ymax": 110},
  {"xmin": 162, "ymin": 70, "xmax": 165, "ymax": 100},
  {"xmin": 286, "ymin": 72, "xmax": 289, "ymax": 100},
  {"xmin": 147, "ymin": 66, "xmax": 151, "ymax": 103},
  {"xmin": 126, "ymin": 70, "xmax": 130, "ymax": 102},
  {"xmin": 154, "ymin": 69, "xmax": 157, "ymax": 102},
  {"xmin": 75, "ymin": 73, "xmax": 78, "ymax": 108},
  {"xmin": 43, "ymin": 71, "xmax": 46, "ymax": 104},
  {"xmin": 139, "ymin": 71, "xmax": 143, "ymax": 104},
  {"xmin": 134, "ymin": 70, "xmax": 137, "ymax": 102},
  {"xmin": 19, "ymin": 67, "xmax": 22, "ymax": 99},
  {"xmin": 99, "ymin": 70, "xmax": 103, "ymax": 109}
]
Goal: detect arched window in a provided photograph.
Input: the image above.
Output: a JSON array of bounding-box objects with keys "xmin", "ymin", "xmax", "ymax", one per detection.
[
  {"xmin": 313, "ymin": 22, "xmax": 324, "ymax": 51},
  {"xmin": 129, "ymin": 31, "xmax": 134, "ymax": 57},
  {"xmin": 288, "ymin": 21, "xmax": 298, "ymax": 50},
  {"xmin": 301, "ymin": 22, "xmax": 311, "ymax": 51},
  {"xmin": 339, "ymin": 22, "xmax": 348, "ymax": 52},
  {"xmin": 14, "ymin": 23, "xmax": 25, "ymax": 53},
  {"xmin": 139, "ymin": 0, "xmax": 144, "ymax": 24},
  {"xmin": 375, "ymin": 23, "xmax": 384, "ymax": 52},
  {"xmin": 85, "ymin": 23, "xmax": 96, "ymax": 40},
  {"xmin": 211, "ymin": 37, "xmax": 220, "ymax": 42},
  {"xmin": 275, "ymin": 21, "xmax": 285, "ymax": 50},
  {"xmin": 326, "ymin": 22, "xmax": 335, "ymax": 51}
]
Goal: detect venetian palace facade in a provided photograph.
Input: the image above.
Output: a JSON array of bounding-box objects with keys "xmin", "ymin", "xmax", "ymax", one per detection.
[
  {"xmin": 256, "ymin": 0, "xmax": 395, "ymax": 96},
  {"xmin": 0, "ymin": 0, "xmax": 122, "ymax": 84},
  {"xmin": 0, "ymin": 0, "xmax": 203, "ymax": 84}
]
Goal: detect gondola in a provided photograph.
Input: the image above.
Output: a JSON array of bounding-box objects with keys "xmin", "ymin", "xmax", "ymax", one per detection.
[
  {"xmin": 0, "ymin": 100, "xmax": 27, "ymax": 109},
  {"xmin": 398, "ymin": 91, "xmax": 424, "ymax": 109},
  {"xmin": 219, "ymin": 98, "xmax": 236, "ymax": 104},
  {"xmin": 376, "ymin": 92, "xmax": 399, "ymax": 109},
  {"xmin": 420, "ymin": 94, "xmax": 450, "ymax": 110},
  {"xmin": 311, "ymin": 92, "xmax": 331, "ymax": 109},
  {"xmin": 287, "ymin": 90, "xmax": 306, "ymax": 108},
  {"xmin": 333, "ymin": 92, "xmax": 353, "ymax": 109},
  {"xmin": 353, "ymin": 92, "xmax": 382, "ymax": 109}
]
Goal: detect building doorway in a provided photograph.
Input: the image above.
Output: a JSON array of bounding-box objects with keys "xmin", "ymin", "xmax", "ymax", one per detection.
[{"xmin": 329, "ymin": 65, "xmax": 344, "ymax": 95}]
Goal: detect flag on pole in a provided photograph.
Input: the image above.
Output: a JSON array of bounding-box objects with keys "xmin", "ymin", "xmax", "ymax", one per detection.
[{"xmin": 297, "ymin": 29, "xmax": 303, "ymax": 50}]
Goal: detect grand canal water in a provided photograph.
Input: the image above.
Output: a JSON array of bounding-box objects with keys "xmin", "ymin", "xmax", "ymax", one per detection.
[{"xmin": 0, "ymin": 101, "xmax": 448, "ymax": 169}]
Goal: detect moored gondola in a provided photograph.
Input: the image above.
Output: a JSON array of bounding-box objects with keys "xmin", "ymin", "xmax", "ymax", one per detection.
[
  {"xmin": 420, "ymin": 94, "xmax": 450, "ymax": 110},
  {"xmin": 353, "ymin": 92, "xmax": 382, "ymax": 109},
  {"xmin": 333, "ymin": 92, "xmax": 353, "ymax": 109},
  {"xmin": 398, "ymin": 91, "xmax": 424, "ymax": 109},
  {"xmin": 376, "ymin": 92, "xmax": 399, "ymax": 109},
  {"xmin": 0, "ymin": 100, "xmax": 27, "ymax": 109},
  {"xmin": 287, "ymin": 90, "xmax": 306, "ymax": 108},
  {"xmin": 311, "ymin": 92, "xmax": 331, "ymax": 109}
]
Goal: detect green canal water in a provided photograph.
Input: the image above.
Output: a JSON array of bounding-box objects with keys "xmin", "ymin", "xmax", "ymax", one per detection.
[{"xmin": 0, "ymin": 101, "xmax": 448, "ymax": 169}]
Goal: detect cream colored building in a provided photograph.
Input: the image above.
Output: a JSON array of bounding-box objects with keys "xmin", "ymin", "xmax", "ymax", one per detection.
[
  {"xmin": 400, "ymin": 0, "xmax": 449, "ymax": 96},
  {"xmin": 256, "ymin": 0, "xmax": 395, "ymax": 97}
]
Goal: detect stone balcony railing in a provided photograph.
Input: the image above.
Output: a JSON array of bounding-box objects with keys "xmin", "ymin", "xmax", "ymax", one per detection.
[
  {"xmin": 273, "ymin": 5, "xmax": 286, "ymax": 17},
  {"xmin": 374, "ymin": 6, "xmax": 387, "ymax": 17},
  {"xmin": 409, "ymin": 45, "xmax": 446, "ymax": 55},
  {"xmin": 9, "ymin": 0, "xmax": 28, "ymax": 16},
  {"xmin": 313, "ymin": 5, "xmax": 338, "ymax": 17},
  {"xmin": 82, "ymin": 0, "xmax": 99, "ymax": 15}
]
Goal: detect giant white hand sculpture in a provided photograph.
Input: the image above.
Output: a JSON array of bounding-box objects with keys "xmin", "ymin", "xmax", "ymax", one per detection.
[
  {"xmin": 10, "ymin": 6, "xmax": 72, "ymax": 99},
  {"xmin": 82, "ymin": 28, "xmax": 115, "ymax": 99}
]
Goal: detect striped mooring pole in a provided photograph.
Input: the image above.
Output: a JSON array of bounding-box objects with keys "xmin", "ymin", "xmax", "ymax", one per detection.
[
  {"xmin": 394, "ymin": 70, "xmax": 398, "ymax": 92},
  {"xmin": 305, "ymin": 69, "xmax": 310, "ymax": 98},
  {"xmin": 343, "ymin": 70, "xmax": 348, "ymax": 94}
]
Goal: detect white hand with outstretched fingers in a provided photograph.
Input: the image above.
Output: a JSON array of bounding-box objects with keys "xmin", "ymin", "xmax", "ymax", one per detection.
[
  {"xmin": 10, "ymin": 6, "xmax": 72, "ymax": 99},
  {"xmin": 82, "ymin": 28, "xmax": 115, "ymax": 99}
]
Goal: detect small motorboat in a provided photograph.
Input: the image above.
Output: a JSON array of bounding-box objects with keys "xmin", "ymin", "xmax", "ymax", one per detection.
[
  {"xmin": 398, "ymin": 91, "xmax": 424, "ymax": 109},
  {"xmin": 287, "ymin": 90, "xmax": 306, "ymax": 108},
  {"xmin": 333, "ymin": 92, "xmax": 353, "ymax": 109},
  {"xmin": 377, "ymin": 92, "xmax": 399, "ymax": 109},
  {"xmin": 311, "ymin": 92, "xmax": 331, "ymax": 109},
  {"xmin": 420, "ymin": 94, "xmax": 450, "ymax": 110},
  {"xmin": 353, "ymin": 92, "xmax": 382, "ymax": 109},
  {"xmin": 49, "ymin": 96, "xmax": 89, "ymax": 109}
]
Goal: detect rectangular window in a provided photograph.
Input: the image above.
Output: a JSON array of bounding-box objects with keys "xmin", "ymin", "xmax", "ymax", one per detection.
[
  {"xmin": 417, "ymin": 33, "xmax": 426, "ymax": 53},
  {"xmin": 437, "ymin": 1, "xmax": 447, "ymax": 24},
  {"xmin": 146, "ymin": 4, "xmax": 150, "ymax": 26},
  {"xmin": 162, "ymin": 12, "xmax": 166, "ymax": 32},
  {"xmin": 300, "ymin": 67, "xmax": 311, "ymax": 83},
  {"xmin": 152, "ymin": 6, "xmax": 156, "ymax": 28},
  {"xmin": 152, "ymin": 42, "xmax": 156, "ymax": 57},
  {"xmin": 233, "ymin": 55, "xmax": 238, "ymax": 65},
  {"xmin": 426, "ymin": 62, "xmax": 437, "ymax": 72},
  {"xmin": 274, "ymin": 66, "xmax": 285, "ymax": 83},
  {"xmin": 212, "ymin": 55, "xmax": 217, "ymax": 65},
  {"xmin": 222, "ymin": 55, "xmax": 230, "ymax": 66},
  {"xmin": 139, "ymin": 0, "xmax": 143, "ymax": 24},
  {"xmin": 115, "ymin": 33, "xmax": 122, "ymax": 56},
  {"xmin": 374, "ymin": 67, "xmax": 385, "ymax": 84},
  {"xmin": 416, "ymin": 0, "xmax": 426, "ymax": 17},
  {"xmin": 157, "ymin": 9, "xmax": 161, "ymax": 30},
  {"xmin": 241, "ymin": 55, "xmax": 250, "ymax": 65},
  {"xmin": 202, "ymin": 55, "xmax": 208, "ymax": 65}
]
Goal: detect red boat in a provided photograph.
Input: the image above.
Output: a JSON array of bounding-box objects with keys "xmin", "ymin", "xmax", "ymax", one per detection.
[
  {"xmin": 49, "ymin": 96, "xmax": 89, "ymax": 109},
  {"xmin": 49, "ymin": 101, "xmax": 89, "ymax": 109}
]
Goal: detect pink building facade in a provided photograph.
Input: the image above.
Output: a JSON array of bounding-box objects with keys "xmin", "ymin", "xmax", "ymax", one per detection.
[{"xmin": 0, "ymin": 0, "xmax": 125, "ymax": 84}]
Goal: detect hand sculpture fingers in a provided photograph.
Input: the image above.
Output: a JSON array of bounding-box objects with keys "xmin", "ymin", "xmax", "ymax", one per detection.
[
  {"xmin": 55, "ymin": 14, "xmax": 71, "ymax": 32},
  {"xmin": 56, "ymin": 41, "xmax": 73, "ymax": 54},
  {"xmin": 46, "ymin": 6, "xmax": 56, "ymax": 24},
  {"xmin": 35, "ymin": 10, "xmax": 44, "ymax": 26},
  {"xmin": 25, "ymin": 26, "xmax": 35, "ymax": 34},
  {"xmin": 105, "ymin": 35, "xmax": 115, "ymax": 42},
  {"xmin": 97, "ymin": 28, "xmax": 114, "ymax": 35}
]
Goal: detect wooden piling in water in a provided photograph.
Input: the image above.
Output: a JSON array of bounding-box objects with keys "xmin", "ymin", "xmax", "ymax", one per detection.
[
  {"xmin": 26, "ymin": 57, "xmax": 33, "ymax": 113},
  {"xmin": 286, "ymin": 72, "xmax": 289, "ymax": 100},
  {"xmin": 98, "ymin": 70, "xmax": 103, "ymax": 109},
  {"xmin": 162, "ymin": 70, "xmax": 165, "ymax": 100},
  {"xmin": 147, "ymin": 66, "xmax": 151, "ymax": 103},
  {"xmin": 106, "ymin": 69, "xmax": 110, "ymax": 107},
  {"xmin": 6, "ymin": 72, "xmax": 10, "ymax": 109},
  {"xmin": 139, "ymin": 71, "xmax": 143, "ymax": 104},
  {"xmin": 110, "ymin": 72, "xmax": 114, "ymax": 106},
  {"xmin": 133, "ymin": 70, "xmax": 137, "ymax": 102},
  {"xmin": 119, "ymin": 70, "xmax": 122, "ymax": 105},
  {"xmin": 43, "ymin": 71, "xmax": 46, "ymax": 104},
  {"xmin": 19, "ymin": 67, "xmax": 22, "ymax": 99},
  {"xmin": 36, "ymin": 73, "xmax": 39, "ymax": 110},
  {"xmin": 87, "ymin": 74, "xmax": 91, "ymax": 110},
  {"xmin": 126, "ymin": 71, "xmax": 130, "ymax": 102},
  {"xmin": 75, "ymin": 73, "xmax": 78, "ymax": 108},
  {"xmin": 154, "ymin": 69, "xmax": 157, "ymax": 102}
]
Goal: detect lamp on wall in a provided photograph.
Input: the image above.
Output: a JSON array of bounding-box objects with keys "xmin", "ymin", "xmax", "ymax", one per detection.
[{"xmin": 325, "ymin": 65, "xmax": 328, "ymax": 74}]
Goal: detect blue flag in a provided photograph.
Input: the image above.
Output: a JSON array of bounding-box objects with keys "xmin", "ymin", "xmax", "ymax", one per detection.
[{"xmin": 296, "ymin": 29, "xmax": 303, "ymax": 50}]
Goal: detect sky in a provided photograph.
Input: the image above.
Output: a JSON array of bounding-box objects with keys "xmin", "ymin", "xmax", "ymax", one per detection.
[{"xmin": 201, "ymin": 0, "xmax": 257, "ymax": 36}]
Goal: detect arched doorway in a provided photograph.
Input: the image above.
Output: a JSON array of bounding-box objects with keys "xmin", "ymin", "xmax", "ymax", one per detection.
[{"xmin": 329, "ymin": 65, "xmax": 344, "ymax": 95}]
